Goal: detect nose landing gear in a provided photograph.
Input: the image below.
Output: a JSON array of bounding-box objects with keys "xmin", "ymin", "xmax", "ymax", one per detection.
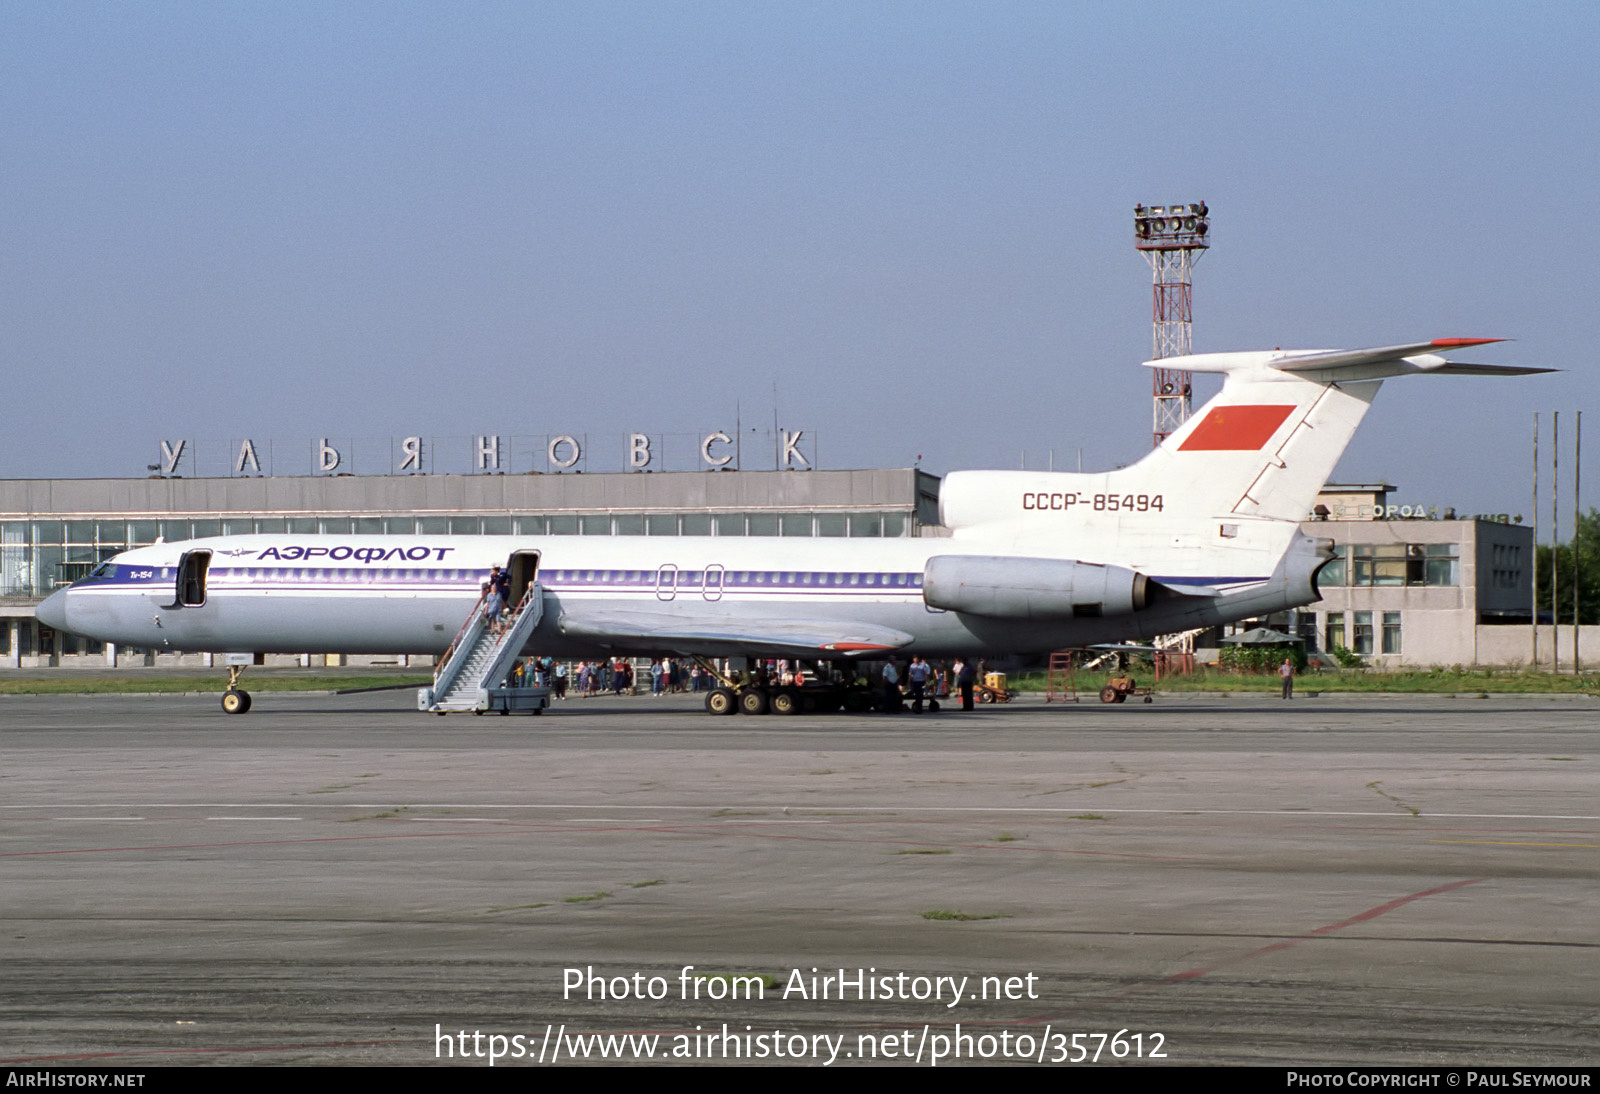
[{"xmin": 221, "ymin": 664, "xmax": 252, "ymax": 714}]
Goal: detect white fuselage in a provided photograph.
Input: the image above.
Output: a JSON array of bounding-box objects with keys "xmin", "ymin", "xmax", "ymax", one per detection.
[{"xmin": 38, "ymin": 527, "xmax": 1318, "ymax": 660}]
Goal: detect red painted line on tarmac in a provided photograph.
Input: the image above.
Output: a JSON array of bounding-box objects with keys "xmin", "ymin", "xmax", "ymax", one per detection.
[
  {"xmin": 993, "ymin": 877, "xmax": 1497, "ymax": 1027},
  {"xmin": 1160, "ymin": 878, "xmax": 1486, "ymax": 983}
]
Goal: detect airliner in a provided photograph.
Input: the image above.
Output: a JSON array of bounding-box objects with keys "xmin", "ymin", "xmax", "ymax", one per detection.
[{"xmin": 37, "ymin": 339, "xmax": 1545, "ymax": 714}]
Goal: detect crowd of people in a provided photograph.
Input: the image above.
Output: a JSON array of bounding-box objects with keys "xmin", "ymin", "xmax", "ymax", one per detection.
[
  {"xmin": 505, "ymin": 655, "xmax": 719, "ymax": 699},
  {"xmin": 479, "ymin": 566, "xmax": 986, "ymax": 711},
  {"xmin": 500, "ymin": 652, "xmax": 984, "ymax": 712}
]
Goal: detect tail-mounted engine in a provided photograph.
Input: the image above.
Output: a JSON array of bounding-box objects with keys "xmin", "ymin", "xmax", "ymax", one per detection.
[{"xmin": 923, "ymin": 555, "xmax": 1149, "ymax": 621}]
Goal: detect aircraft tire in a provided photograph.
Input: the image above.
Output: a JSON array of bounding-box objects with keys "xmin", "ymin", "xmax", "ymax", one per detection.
[
  {"xmin": 739, "ymin": 689, "xmax": 771, "ymax": 716},
  {"xmin": 221, "ymin": 689, "xmax": 250, "ymax": 715},
  {"xmin": 771, "ymin": 689, "xmax": 801, "ymax": 716},
  {"xmin": 706, "ymin": 688, "xmax": 738, "ymax": 716}
]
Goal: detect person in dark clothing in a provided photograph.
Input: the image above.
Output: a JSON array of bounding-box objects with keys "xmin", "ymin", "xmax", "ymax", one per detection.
[{"xmin": 957, "ymin": 659, "xmax": 977, "ymax": 711}]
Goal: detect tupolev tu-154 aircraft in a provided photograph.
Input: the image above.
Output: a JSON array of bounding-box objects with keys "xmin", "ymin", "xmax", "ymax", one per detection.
[{"xmin": 38, "ymin": 338, "xmax": 1547, "ymax": 715}]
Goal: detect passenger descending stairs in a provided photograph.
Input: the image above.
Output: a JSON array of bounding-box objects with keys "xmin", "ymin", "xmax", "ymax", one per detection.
[{"xmin": 421, "ymin": 583, "xmax": 547, "ymax": 713}]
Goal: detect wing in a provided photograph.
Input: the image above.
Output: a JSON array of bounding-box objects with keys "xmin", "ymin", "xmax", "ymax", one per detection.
[{"xmin": 556, "ymin": 608, "xmax": 914, "ymax": 658}]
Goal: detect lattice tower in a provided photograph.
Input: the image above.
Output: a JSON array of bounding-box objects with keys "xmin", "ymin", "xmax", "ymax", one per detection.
[{"xmin": 1135, "ymin": 203, "xmax": 1210, "ymax": 447}]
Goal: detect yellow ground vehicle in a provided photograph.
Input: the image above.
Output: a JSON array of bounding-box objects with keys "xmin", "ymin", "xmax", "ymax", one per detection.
[{"xmin": 976, "ymin": 671, "xmax": 1012, "ymax": 703}]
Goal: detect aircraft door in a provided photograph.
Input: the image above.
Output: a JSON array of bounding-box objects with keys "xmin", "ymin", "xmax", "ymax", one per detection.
[
  {"xmin": 656, "ymin": 564, "xmax": 678, "ymax": 601},
  {"xmin": 176, "ymin": 550, "xmax": 211, "ymax": 607},
  {"xmin": 702, "ymin": 563, "xmax": 724, "ymax": 601},
  {"xmin": 505, "ymin": 550, "xmax": 541, "ymax": 607}
]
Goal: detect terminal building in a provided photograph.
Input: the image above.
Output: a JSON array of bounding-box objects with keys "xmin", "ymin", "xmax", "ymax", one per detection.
[
  {"xmin": 1241, "ymin": 484, "xmax": 1545, "ymax": 669},
  {"xmin": 1, "ymin": 470, "xmax": 1564, "ymax": 671}
]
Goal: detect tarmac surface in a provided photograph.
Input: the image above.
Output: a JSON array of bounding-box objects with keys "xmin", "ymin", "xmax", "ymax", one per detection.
[{"xmin": 2, "ymin": 688, "xmax": 1596, "ymax": 1067}]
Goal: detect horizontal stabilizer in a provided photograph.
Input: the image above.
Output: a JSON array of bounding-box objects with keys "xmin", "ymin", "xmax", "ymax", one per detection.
[
  {"xmin": 1423, "ymin": 362, "xmax": 1557, "ymax": 376},
  {"xmin": 1147, "ymin": 337, "xmax": 1549, "ymax": 382},
  {"xmin": 1268, "ymin": 338, "xmax": 1508, "ymax": 372}
]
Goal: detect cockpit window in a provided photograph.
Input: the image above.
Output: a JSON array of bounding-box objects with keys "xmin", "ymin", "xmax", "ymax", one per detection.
[{"xmin": 78, "ymin": 562, "xmax": 115, "ymax": 584}]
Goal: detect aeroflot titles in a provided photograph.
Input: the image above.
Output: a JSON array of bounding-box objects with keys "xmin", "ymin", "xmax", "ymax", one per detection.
[{"xmin": 250, "ymin": 546, "xmax": 458, "ymax": 563}]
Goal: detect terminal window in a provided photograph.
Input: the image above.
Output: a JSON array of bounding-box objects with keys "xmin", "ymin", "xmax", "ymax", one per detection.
[
  {"xmin": 1324, "ymin": 612, "xmax": 1346, "ymax": 652},
  {"xmin": 1382, "ymin": 611, "xmax": 1402, "ymax": 655},
  {"xmin": 1331, "ymin": 543, "xmax": 1460, "ymax": 587},
  {"xmin": 1352, "ymin": 611, "xmax": 1374, "ymax": 655}
]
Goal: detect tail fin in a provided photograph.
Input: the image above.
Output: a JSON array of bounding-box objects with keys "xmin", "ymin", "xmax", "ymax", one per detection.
[
  {"xmin": 1147, "ymin": 360, "xmax": 1380, "ymax": 523},
  {"xmin": 940, "ymin": 338, "xmax": 1542, "ymax": 564},
  {"xmin": 1145, "ymin": 337, "xmax": 1547, "ymax": 522}
]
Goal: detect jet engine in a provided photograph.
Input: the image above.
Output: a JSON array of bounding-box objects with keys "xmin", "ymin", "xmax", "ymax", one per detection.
[{"xmin": 923, "ymin": 555, "xmax": 1149, "ymax": 621}]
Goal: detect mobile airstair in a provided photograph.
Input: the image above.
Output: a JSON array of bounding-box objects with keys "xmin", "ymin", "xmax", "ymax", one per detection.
[{"xmin": 419, "ymin": 580, "xmax": 551, "ymax": 715}]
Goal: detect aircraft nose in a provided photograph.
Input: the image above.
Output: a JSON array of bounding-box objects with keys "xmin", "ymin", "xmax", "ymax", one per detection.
[{"xmin": 36, "ymin": 588, "xmax": 70, "ymax": 632}]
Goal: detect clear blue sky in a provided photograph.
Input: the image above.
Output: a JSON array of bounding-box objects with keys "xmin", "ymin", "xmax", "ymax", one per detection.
[{"xmin": 2, "ymin": 1, "xmax": 1594, "ymax": 519}]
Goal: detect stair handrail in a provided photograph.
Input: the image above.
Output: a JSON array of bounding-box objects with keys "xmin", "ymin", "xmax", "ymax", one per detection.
[
  {"xmin": 435, "ymin": 588, "xmax": 490, "ymax": 687},
  {"xmin": 481, "ymin": 581, "xmax": 542, "ymax": 687},
  {"xmin": 504, "ymin": 580, "xmax": 537, "ymax": 631}
]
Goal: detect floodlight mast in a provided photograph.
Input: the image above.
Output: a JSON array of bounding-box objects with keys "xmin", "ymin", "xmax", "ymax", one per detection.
[{"xmin": 1135, "ymin": 202, "xmax": 1210, "ymax": 447}]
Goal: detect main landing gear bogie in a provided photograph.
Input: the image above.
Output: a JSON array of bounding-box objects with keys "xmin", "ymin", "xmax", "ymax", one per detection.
[{"xmin": 711, "ymin": 685, "xmax": 848, "ymax": 716}]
